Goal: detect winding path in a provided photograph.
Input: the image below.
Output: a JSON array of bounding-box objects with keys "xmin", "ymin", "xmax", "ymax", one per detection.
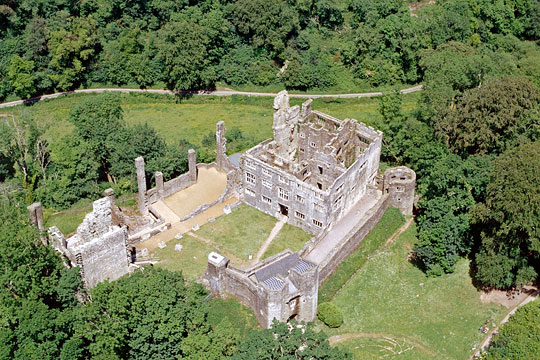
[
  {"xmin": 0, "ymin": 85, "xmax": 423, "ymax": 109},
  {"xmin": 328, "ymin": 332, "xmax": 438, "ymax": 357}
]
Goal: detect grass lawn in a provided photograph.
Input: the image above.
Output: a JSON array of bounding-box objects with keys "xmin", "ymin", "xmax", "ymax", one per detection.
[
  {"xmin": 196, "ymin": 204, "xmax": 278, "ymax": 261},
  {"xmin": 3, "ymin": 92, "xmax": 419, "ymax": 150},
  {"xmin": 319, "ymin": 207, "xmax": 406, "ymax": 303},
  {"xmin": 262, "ymin": 223, "xmax": 313, "ymax": 259},
  {"xmin": 321, "ymin": 222, "xmax": 506, "ymax": 360},
  {"xmin": 153, "ymin": 234, "xmax": 215, "ymax": 281}
]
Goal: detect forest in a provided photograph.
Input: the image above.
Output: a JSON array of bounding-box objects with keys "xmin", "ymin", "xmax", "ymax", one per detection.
[{"xmin": 1, "ymin": 0, "xmax": 540, "ymax": 358}]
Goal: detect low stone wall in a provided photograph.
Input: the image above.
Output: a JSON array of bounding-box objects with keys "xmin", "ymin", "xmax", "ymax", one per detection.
[
  {"xmin": 180, "ymin": 166, "xmax": 241, "ymax": 222},
  {"xmin": 314, "ymin": 194, "xmax": 390, "ymax": 285},
  {"xmin": 147, "ymin": 172, "xmax": 195, "ymax": 204}
]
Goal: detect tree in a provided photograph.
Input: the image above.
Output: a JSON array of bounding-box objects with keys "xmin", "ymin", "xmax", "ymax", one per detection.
[
  {"xmin": 155, "ymin": 21, "xmax": 215, "ymax": 91},
  {"xmin": 233, "ymin": 320, "xmax": 351, "ymax": 359},
  {"xmin": 68, "ymin": 93, "xmax": 124, "ymax": 183},
  {"xmin": 473, "ymin": 141, "xmax": 540, "ymax": 288},
  {"xmin": 0, "ymin": 200, "xmax": 82, "ymax": 359},
  {"xmin": 8, "ymin": 55, "xmax": 36, "ymax": 99},
  {"xmin": 47, "ymin": 16, "xmax": 98, "ymax": 91},
  {"xmin": 436, "ymin": 76, "xmax": 540, "ymax": 156},
  {"xmin": 414, "ymin": 154, "xmax": 492, "ymax": 276},
  {"xmin": 226, "ymin": 0, "xmax": 299, "ymax": 60},
  {"xmin": 482, "ymin": 300, "xmax": 540, "ymax": 359}
]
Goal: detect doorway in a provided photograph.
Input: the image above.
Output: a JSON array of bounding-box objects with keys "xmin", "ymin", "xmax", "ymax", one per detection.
[{"xmin": 279, "ymin": 204, "xmax": 289, "ymax": 216}]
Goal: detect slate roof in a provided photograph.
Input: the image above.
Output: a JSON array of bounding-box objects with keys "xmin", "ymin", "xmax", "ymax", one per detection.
[{"xmin": 255, "ymin": 253, "xmax": 313, "ymax": 282}]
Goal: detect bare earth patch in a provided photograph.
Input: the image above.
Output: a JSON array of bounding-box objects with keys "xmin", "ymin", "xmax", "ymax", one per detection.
[{"xmin": 480, "ymin": 285, "xmax": 538, "ymax": 308}]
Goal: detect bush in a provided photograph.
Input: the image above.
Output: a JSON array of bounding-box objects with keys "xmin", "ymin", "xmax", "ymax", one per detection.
[{"xmin": 317, "ymin": 302, "xmax": 344, "ymax": 328}]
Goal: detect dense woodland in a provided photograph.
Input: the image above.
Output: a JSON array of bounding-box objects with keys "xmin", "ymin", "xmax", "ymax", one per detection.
[
  {"xmin": 0, "ymin": 0, "xmax": 539, "ymax": 98},
  {"xmin": 1, "ymin": 0, "xmax": 540, "ymax": 358}
]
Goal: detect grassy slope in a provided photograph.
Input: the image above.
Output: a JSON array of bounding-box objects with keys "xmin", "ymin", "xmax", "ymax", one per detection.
[
  {"xmin": 322, "ymin": 222, "xmax": 506, "ymax": 360},
  {"xmin": 319, "ymin": 207, "xmax": 406, "ymax": 303}
]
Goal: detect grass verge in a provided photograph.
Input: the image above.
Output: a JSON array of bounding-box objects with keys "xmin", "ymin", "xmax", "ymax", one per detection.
[
  {"xmin": 318, "ymin": 207, "xmax": 405, "ymax": 303},
  {"xmin": 323, "ymin": 222, "xmax": 506, "ymax": 359},
  {"xmin": 262, "ymin": 223, "xmax": 312, "ymax": 259}
]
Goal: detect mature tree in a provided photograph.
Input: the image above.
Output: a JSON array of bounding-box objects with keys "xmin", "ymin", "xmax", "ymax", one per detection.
[
  {"xmin": 233, "ymin": 320, "xmax": 351, "ymax": 359},
  {"xmin": 413, "ymin": 154, "xmax": 487, "ymax": 275},
  {"xmin": 482, "ymin": 300, "xmax": 540, "ymax": 360},
  {"xmin": 36, "ymin": 135, "xmax": 100, "ymax": 209},
  {"xmin": 8, "ymin": 55, "xmax": 36, "ymax": 99},
  {"xmin": 68, "ymin": 93, "xmax": 124, "ymax": 182},
  {"xmin": 73, "ymin": 267, "xmax": 240, "ymax": 359},
  {"xmin": 419, "ymin": 42, "xmax": 498, "ymax": 120},
  {"xmin": 436, "ymin": 76, "xmax": 540, "ymax": 156},
  {"xmin": 0, "ymin": 200, "xmax": 82, "ymax": 359},
  {"xmin": 473, "ymin": 141, "xmax": 540, "ymax": 288},
  {"xmin": 48, "ymin": 17, "xmax": 98, "ymax": 90},
  {"xmin": 226, "ymin": 0, "xmax": 299, "ymax": 60},
  {"xmin": 155, "ymin": 21, "xmax": 215, "ymax": 91}
]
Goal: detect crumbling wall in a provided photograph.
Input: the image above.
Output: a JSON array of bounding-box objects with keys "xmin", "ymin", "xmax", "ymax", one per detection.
[
  {"xmin": 137, "ymin": 149, "xmax": 198, "ymax": 207},
  {"xmin": 384, "ymin": 166, "xmax": 416, "ymax": 216}
]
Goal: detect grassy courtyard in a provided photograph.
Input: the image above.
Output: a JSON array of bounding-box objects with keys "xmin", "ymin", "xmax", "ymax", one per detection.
[
  {"xmin": 153, "ymin": 204, "xmax": 311, "ymax": 280},
  {"xmin": 320, "ymin": 222, "xmax": 506, "ymax": 360}
]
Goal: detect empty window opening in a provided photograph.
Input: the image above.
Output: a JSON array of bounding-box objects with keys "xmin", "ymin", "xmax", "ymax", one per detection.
[
  {"xmin": 317, "ymin": 182, "xmax": 322, "ymax": 190},
  {"xmin": 279, "ymin": 204, "xmax": 289, "ymax": 216},
  {"xmin": 246, "ymin": 172, "xmax": 256, "ymax": 185},
  {"xmin": 318, "ymin": 166, "xmax": 323, "ymax": 175}
]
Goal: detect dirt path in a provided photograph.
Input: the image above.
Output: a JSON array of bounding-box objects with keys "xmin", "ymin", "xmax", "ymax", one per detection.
[
  {"xmin": 0, "ymin": 85, "xmax": 424, "ymax": 109},
  {"xmin": 471, "ymin": 292, "xmax": 539, "ymax": 359},
  {"xmin": 328, "ymin": 332, "xmax": 438, "ymax": 357},
  {"xmin": 385, "ymin": 216, "xmax": 414, "ymax": 246},
  {"xmin": 252, "ymin": 216, "xmax": 287, "ymax": 264}
]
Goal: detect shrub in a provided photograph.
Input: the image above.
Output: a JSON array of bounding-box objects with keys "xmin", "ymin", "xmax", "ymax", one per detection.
[{"xmin": 317, "ymin": 302, "xmax": 344, "ymax": 328}]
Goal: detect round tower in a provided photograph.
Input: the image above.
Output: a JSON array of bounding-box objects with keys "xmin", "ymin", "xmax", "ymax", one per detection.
[{"xmin": 384, "ymin": 166, "xmax": 416, "ymax": 216}]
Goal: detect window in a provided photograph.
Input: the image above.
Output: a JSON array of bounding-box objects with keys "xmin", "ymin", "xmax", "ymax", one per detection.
[
  {"xmin": 245, "ymin": 160, "xmax": 256, "ymax": 170},
  {"xmin": 310, "ymin": 141, "xmax": 316, "ymax": 147},
  {"xmin": 295, "ymin": 211, "xmax": 305, "ymax": 220},
  {"xmin": 300, "ymin": 132, "xmax": 305, "ymax": 138},
  {"xmin": 318, "ymin": 166, "xmax": 323, "ymax": 175},
  {"xmin": 278, "ymin": 187, "xmax": 289, "ymax": 201},
  {"xmin": 245, "ymin": 188, "xmax": 255, "ymax": 197},
  {"xmin": 317, "ymin": 182, "xmax": 322, "ymax": 190},
  {"xmin": 334, "ymin": 195, "xmax": 343, "ymax": 205},
  {"xmin": 296, "ymin": 194, "xmax": 304, "ymax": 204},
  {"xmin": 299, "ymin": 148, "xmax": 305, "ymax": 153},
  {"xmin": 315, "ymin": 192, "xmax": 323, "ymax": 200},
  {"xmin": 246, "ymin": 172, "xmax": 256, "ymax": 185},
  {"xmin": 313, "ymin": 219, "xmax": 323, "ymax": 227},
  {"xmin": 395, "ymin": 186, "xmax": 404, "ymax": 192},
  {"xmin": 262, "ymin": 168, "xmax": 271, "ymax": 177},
  {"xmin": 278, "ymin": 175, "xmax": 288, "ymax": 184},
  {"xmin": 314, "ymin": 203, "xmax": 324, "ymax": 212},
  {"xmin": 262, "ymin": 179, "xmax": 272, "ymax": 189},
  {"xmin": 262, "ymin": 195, "xmax": 272, "ymax": 204},
  {"xmin": 336, "ymin": 183, "xmax": 344, "ymax": 193}
]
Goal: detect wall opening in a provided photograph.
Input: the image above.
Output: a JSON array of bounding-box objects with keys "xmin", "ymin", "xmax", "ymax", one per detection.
[{"xmin": 279, "ymin": 204, "xmax": 289, "ymax": 217}]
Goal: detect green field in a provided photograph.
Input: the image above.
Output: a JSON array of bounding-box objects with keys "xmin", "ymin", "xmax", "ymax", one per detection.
[
  {"xmin": 153, "ymin": 234, "xmax": 216, "ymax": 281},
  {"xmin": 320, "ymin": 222, "xmax": 506, "ymax": 360},
  {"xmin": 319, "ymin": 207, "xmax": 406, "ymax": 303},
  {"xmin": 154, "ymin": 204, "xmax": 311, "ymax": 278},
  {"xmin": 262, "ymin": 223, "xmax": 313, "ymax": 259},
  {"xmin": 4, "ymin": 92, "xmax": 419, "ymax": 149}
]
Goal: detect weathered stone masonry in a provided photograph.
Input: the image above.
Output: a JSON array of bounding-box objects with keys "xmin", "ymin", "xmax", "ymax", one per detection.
[{"xmin": 204, "ymin": 90, "xmax": 416, "ymax": 328}]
